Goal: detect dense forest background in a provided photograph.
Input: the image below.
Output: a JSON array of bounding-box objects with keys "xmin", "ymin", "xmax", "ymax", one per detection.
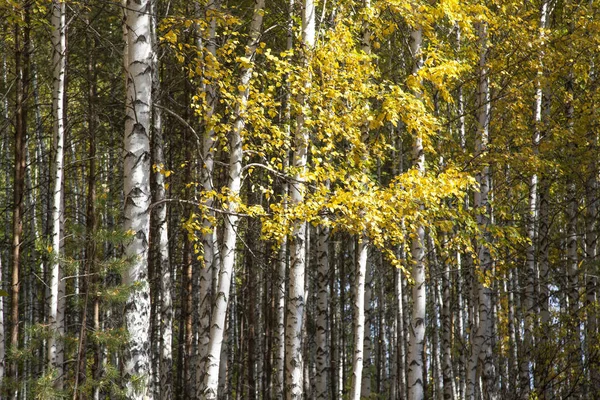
[{"xmin": 1, "ymin": 0, "xmax": 600, "ymax": 399}]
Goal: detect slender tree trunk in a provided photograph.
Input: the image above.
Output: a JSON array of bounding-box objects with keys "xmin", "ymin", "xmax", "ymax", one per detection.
[
  {"xmin": 203, "ymin": 3, "xmax": 265, "ymax": 397},
  {"xmin": 10, "ymin": 6, "xmax": 30, "ymax": 397},
  {"xmin": 73, "ymin": 16, "xmax": 98, "ymax": 397},
  {"xmin": 48, "ymin": 0, "xmax": 66, "ymax": 389},
  {"xmin": 467, "ymin": 21, "xmax": 498, "ymax": 400},
  {"xmin": 330, "ymin": 241, "xmax": 339, "ymax": 400},
  {"xmin": 350, "ymin": 238, "xmax": 369, "ymax": 400},
  {"xmin": 285, "ymin": 0, "xmax": 314, "ymax": 397},
  {"xmin": 407, "ymin": 23, "xmax": 426, "ymax": 400},
  {"xmin": 586, "ymin": 110, "xmax": 599, "ymax": 394},
  {"xmin": 196, "ymin": 1, "xmax": 219, "ymax": 396},
  {"xmin": 123, "ymin": 0, "xmax": 153, "ymax": 396},
  {"xmin": 521, "ymin": 3, "xmax": 549, "ymax": 395},
  {"xmin": 441, "ymin": 243, "xmax": 455, "ymax": 399},
  {"xmin": 565, "ymin": 19, "xmax": 582, "ymax": 392},
  {"xmin": 274, "ymin": 5, "xmax": 294, "ymax": 398}
]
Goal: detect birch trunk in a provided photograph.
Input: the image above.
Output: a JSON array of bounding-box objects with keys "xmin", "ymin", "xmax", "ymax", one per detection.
[
  {"xmin": 274, "ymin": 4, "xmax": 294, "ymax": 397},
  {"xmin": 467, "ymin": 21, "xmax": 498, "ymax": 400},
  {"xmin": 48, "ymin": 0, "xmax": 66, "ymax": 389},
  {"xmin": 407, "ymin": 24, "xmax": 426, "ymax": 400},
  {"xmin": 359, "ymin": 5, "xmax": 373, "ymax": 395},
  {"xmin": 203, "ymin": 2, "xmax": 265, "ymax": 397},
  {"xmin": 350, "ymin": 238, "xmax": 369, "ymax": 400},
  {"xmin": 285, "ymin": 0, "xmax": 314, "ymax": 397},
  {"xmin": 315, "ymin": 225, "xmax": 329, "ymax": 399},
  {"xmin": 123, "ymin": 0, "xmax": 153, "ymax": 396},
  {"xmin": 196, "ymin": 1, "xmax": 219, "ymax": 395}
]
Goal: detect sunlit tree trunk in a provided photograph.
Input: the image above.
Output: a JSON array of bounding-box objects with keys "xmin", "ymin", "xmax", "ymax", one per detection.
[
  {"xmin": 350, "ymin": 238, "xmax": 369, "ymax": 400},
  {"xmin": 274, "ymin": 4, "xmax": 294, "ymax": 398},
  {"xmin": 359, "ymin": 5, "xmax": 373, "ymax": 396},
  {"xmin": 203, "ymin": 2, "xmax": 265, "ymax": 397},
  {"xmin": 285, "ymin": 0, "xmax": 314, "ymax": 397},
  {"xmin": 196, "ymin": 1, "xmax": 219, "ymax": 395},
  {"xmin": 123, "ymin": 0, "xmax": 153, "ymax": 396},
  {"xmin": 467, "ymin": 21, "xmax": 498, "ymax": 400},
  {"xmin": 47, "ymin": 0, "xmax": 66, "ymax": 389},
  {"xmin": 407, "ymin": 23, "xmax": 426, "ymax": 400}
]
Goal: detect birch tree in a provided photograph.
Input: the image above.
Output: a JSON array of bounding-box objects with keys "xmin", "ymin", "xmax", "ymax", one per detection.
[
  {"xmin": 122, "ymin": 0, "xmax": 153, "ymax": 396},
  {"xmin": 203, "ymin": 2, "xmax": 265, "ymax": 397},
  {"xmin": 196, "ymin": 1, "xmax": 220, "ymax": 395},
  {"xmin": 350, "ymin": 238, "xmax": 369, "ymax": 400},
  {"xmin": 47, "ymin": 0, "xmax": 66, "ymax": 389},
  {"xmin": 407, "ymin": 23, "xmax": 426, "ymax": 400},
  {"xmin": 285, "ymin": 0, "xmax": 314, "ymax": 397},
  {"xmin": 467, "ymin": 20, "xmax": 498, "ymax": 400}
]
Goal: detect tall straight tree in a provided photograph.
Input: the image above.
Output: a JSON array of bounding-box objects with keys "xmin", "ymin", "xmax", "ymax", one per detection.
[
  {"xmin": 467, "ymin": 20, "xmax": 498, "ymax": 400},
  {"xmin": 122, "ymin": 0, "xmax": 153, "ymax": 397},
  {"xmin": 285, "ymin": 0, "xmax": 314, "ymax": 397},
  {"xmin": 196, "ymin": 1, "xmax": 220, "ymax": 395},
  {"xmin": 202, "ymin": 1, "xmax": 265, "ymax": 397},
  {"xmin": 48, "ymin": 0, "xmax": 66, "ymax": 389},
  {"xmin": 351, "ymin": 3, "xmax": 373, "ymax": 397},
  {"xmin": 407, "ymin": 22, "xmax": 426, "ymax": 400}
]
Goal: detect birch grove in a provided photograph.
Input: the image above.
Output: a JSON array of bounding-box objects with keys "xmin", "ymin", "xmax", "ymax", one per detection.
[{"xmin": 1, "ymin": 0, "xmax": 600, "ymax": 399}]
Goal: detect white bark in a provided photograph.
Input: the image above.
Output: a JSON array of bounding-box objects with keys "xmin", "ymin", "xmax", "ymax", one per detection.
[
  {"xmin": 350, "ymin": 238, "xmax": 369, "ymax": 400},
  {"xmin": 123, "ymin": 0, "xmax": 153, "ymax": 397},
  {"xmin": 359, "ymin": 4, "xmax": 373, "ymax": 396},
  {"xmin": 203, "ymin": 2, "xmax": 265, "ymax": 397},
  {"xmin": 48, "ymin": 0, "xmax": 65, "ymax": 388},
  {"xmin": 196, "ymin": 1, "xmax": 219, "ymax": 394},
  {"xmin": 407, "ymin": 24, "xmax": 426, "ymax": 400},
  {"xmin": 274, "ymin": 4, "xmax": 294, "ymax": 397},
  {"xmin": 285, "ymin": 0, "xmax": 314, "ymax": 397},
  {"xmin": 467, "ymin": 21, "xmax": 498, "ymax": 400}
]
